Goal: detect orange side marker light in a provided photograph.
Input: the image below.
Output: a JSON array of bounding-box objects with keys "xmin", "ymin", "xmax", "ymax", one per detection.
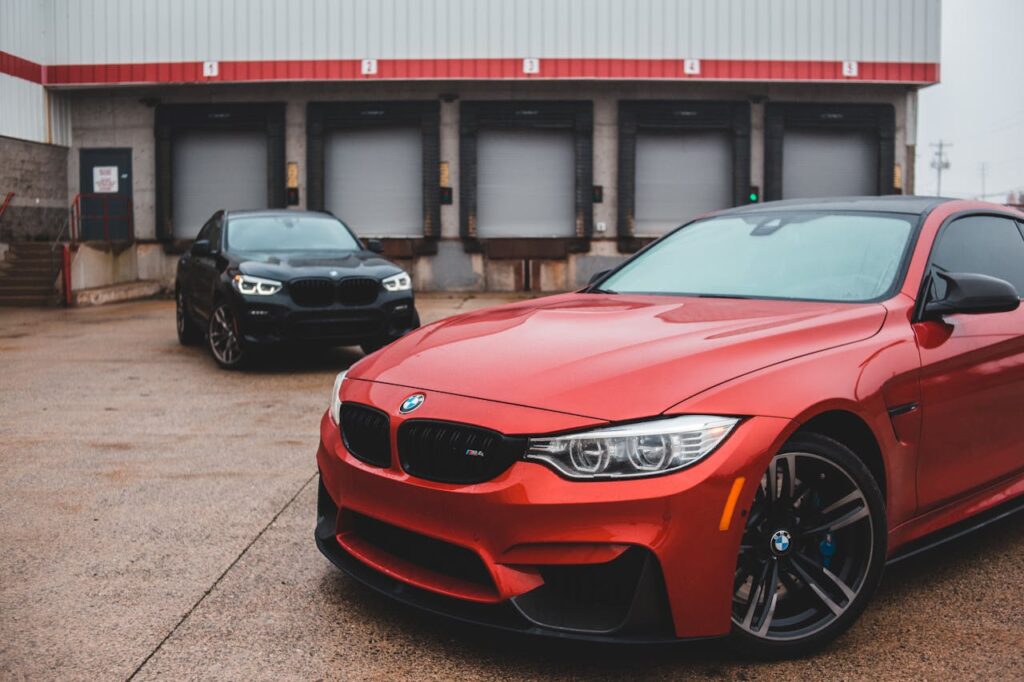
[{"xmin": 718, "ymin": 477, "xmax": 746, "ymax": 531}]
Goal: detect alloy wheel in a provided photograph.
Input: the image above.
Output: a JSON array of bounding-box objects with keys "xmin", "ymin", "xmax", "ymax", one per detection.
[
  {"xmin": 208, "ymin": 305, "xmax": 243, "ymax": 367},
  {"xmin": 732, "ymin": 451, "xmax": 875, "ymax": 642}
]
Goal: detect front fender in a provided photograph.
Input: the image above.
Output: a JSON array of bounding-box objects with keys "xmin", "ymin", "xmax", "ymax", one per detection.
[{"xmin": 664, "ymin": 308, "xmax": 921, "ymax": 525}]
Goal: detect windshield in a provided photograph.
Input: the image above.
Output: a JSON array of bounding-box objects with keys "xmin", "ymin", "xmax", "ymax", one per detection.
[
  {"xmin": 226, "ymin": 215, "xmax": 361, "ymax": 252},
  {"xmin": 599, "ymin": 211, "xmax": 915, "ymax": 303}
]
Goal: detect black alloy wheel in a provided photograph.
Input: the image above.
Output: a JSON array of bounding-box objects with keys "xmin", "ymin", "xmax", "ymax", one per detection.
[
  {"xmin": 731, "ymin": 433, "xmax": 886, "ymax": 657},
  {"xmin": 207, "ymin": 303, "xmax": 248, "ymax": 369}
]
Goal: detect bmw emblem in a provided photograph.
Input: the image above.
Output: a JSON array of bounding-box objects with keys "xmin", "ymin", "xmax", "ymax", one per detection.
[
  {"xmin": 770, "ymin": 529, "xmax": 792, "ymax": 556},
  {"xmin": 399, "ymin": 394, "xmax": 425, "ymax": 414}
]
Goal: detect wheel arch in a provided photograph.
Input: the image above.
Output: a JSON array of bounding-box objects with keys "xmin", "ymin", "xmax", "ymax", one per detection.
[{"xmin": 794, "ymin": 409, "xmax": 888, "ymax": 502}]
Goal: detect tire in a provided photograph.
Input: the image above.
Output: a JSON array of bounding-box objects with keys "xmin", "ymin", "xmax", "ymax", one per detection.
[
  {"xmin": 730, "ymin": 432, "xmax": 887, "ymax": 658},
  {"xmin": 176, "ymin": 288, "xmax": 203, "ymax": 346},
  {"xmin": 207, "ymin": 303, "xmax": 249, "ymax": 369}
]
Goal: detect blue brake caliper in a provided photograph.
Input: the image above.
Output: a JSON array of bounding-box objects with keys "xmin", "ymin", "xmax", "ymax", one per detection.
[{"xmin": 819, "ymin": 533, "xmax": 836, "ymax": 568}]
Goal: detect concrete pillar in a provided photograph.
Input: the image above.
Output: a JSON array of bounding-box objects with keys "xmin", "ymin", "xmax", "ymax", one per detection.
[
  {"xmin": 285, "ymin": 99, "xmax": 307, "ymax": 209},
  {"xmin": 592, "ymin": 95, "xmax": 617, "ymax": 239},
  {"xmin": 749, "ymin": 100, "xmax": 765, "ymax": 193},
  {"xmin": 439, "ymin": 98, "xmax": 459, "ymax": 239}
]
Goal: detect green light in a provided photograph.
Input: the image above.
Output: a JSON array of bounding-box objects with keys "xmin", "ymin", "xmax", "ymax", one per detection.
[{"xmin": 748, "ymin": 193, "xmax": 758, "ymax": 202}]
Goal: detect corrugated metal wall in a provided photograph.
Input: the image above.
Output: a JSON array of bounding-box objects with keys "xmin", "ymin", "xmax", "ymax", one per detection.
[
  {"xmin": 0, "ymin": 0, "xmax": 70, "ymax": 145},
  {"xmin": 1, "ymin": 0, "xmax": 941, "ymax": 144},
  {"xmin": 2, "ymin": 0, "xmax": 53, "ymax": 64},
  {"xmin": 44, "ymin": 0, "xmax": 939, "ymax": 64}
]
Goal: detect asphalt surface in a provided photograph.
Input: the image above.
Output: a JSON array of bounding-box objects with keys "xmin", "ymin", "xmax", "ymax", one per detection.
[{"xmin": 0, "ymin": 296, "xmax": 1022, "ymax": 681}]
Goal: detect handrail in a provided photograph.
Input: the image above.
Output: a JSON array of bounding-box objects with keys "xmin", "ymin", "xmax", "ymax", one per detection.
[
  {"xmin": 69, "ymin": 192, "xmax": 134, "ymax": 243},
  {"xmin": 51, "ymin": 196, "xmax": 75, "ymax": 306},
  {"xmin": 0, "ymin": 192, "xmax": 14, "ymax": 224}
]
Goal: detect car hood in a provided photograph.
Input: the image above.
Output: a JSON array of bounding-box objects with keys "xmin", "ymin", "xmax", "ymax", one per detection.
[
  {"xmin": 350, "ymin": 293, "xmax": 887, "ymax": 422},
  {"xmin": 235, "ymin": 250, "xmax": 402, "ymax": 281}
]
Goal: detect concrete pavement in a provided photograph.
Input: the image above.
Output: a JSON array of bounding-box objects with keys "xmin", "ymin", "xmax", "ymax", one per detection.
[{"xmin": 0, "ymin": 296, "xmax": 1021, "ymax": 680}]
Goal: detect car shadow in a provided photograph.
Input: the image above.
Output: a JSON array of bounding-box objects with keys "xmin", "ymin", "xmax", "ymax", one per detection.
[
  {"xmin": 241, "ymin": 345, "xmax": 365, "ymax": 375},
  {"xmin": 877, "ymin": 506, "xmax": 1024, "ymax": 592},
  {"xmin": 316, "ymin": 570, "xmax": 736, "ymax": 676}
]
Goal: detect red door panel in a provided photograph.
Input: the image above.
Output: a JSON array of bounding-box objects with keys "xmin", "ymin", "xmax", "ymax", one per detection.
[{"xmin": 915, "ymin": 312, "xmax": 1024, "ymax": 508}]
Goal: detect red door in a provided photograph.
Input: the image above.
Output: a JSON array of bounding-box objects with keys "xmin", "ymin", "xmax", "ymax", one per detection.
[{"xmin": 914, "ymin": 215, "xmax": 1024, "ymax": 510}]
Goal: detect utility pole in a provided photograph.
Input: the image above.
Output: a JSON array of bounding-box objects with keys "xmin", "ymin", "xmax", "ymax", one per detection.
[{"xmin": 930, "ymin": 141, "xmax": 952, "ymax": 196}]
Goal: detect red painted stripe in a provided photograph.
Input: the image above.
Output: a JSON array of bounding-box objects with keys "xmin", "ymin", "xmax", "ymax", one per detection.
[
  {"xmin": 7, "ymin": 55, "xmax": 940, "ymax": 86},
  {"xmin": 0, "ymin": 50, "xmax": 44, "ymax": 84}
]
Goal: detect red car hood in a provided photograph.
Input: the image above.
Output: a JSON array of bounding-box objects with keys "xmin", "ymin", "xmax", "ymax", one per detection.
[{"xmin": 351, "ymin": 293, "xmax": 887, "ymax": 422}]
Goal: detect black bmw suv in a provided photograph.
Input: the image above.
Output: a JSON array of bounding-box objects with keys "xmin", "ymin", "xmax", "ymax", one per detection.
[{"xmin": 175, "ymin": 209, "xmax": 420, "ymax": 368}]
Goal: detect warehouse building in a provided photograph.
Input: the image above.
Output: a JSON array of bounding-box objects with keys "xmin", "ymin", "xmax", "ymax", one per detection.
[{"xmin": 0, "ymin": 0, "xmax": 940, "ymax": 299}]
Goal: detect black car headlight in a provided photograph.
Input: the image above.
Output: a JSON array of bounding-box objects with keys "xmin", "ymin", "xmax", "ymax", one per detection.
[
  {"xmin": 525, "ymin": 415, "xmax": 739, "ymax": 480},
  {"xmin": 232, "ymin": 274, "xmax": 283, "ymax": 296}
]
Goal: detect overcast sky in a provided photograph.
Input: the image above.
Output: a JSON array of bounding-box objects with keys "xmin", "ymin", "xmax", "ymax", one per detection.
[{"xmin": 916, "ymin": 0, "xmax": 1024, "ymax": 200}]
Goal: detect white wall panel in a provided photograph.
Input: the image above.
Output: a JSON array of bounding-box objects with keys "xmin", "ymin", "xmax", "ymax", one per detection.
[
  {"xmin": 0, "ymin": 0, "xmax": 54, "ymax": 63},
  {"xmin": 0, "ymin": 74, "xmax": 46, "ymax": 142},
  {"xmin": 37, "ymin": 0, "xmax": 940, "ymax": 65}
]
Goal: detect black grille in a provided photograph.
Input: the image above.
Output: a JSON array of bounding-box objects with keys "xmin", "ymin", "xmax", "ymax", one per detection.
[
  {"xmin": 346, "ymin": 510, "xmax": 494, "ymax": 589},
  {"xmin": 397, "ymin": 420, "xmax": 527, "ymax": 484},
  {"xmin": 289, "ymin": 278, "xmax": 335, "ymax": 307},
  {"xmin": 288, "ymin": 277, "xmax": 381, "ymax": 307},
  {"xmin": 340, "ymin": 403, "xmax": 391, "ymax": 467},
  {"xmin": 339, "ymin": 277, "xmax": 381, "ymax": 305}
]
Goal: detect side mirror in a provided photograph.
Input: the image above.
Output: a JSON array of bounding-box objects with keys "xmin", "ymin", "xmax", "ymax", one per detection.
[
  {"xmin": 588, "ymin": 269, "xmax": 610, "ymax": 286},
  {"xmin": 365, "ymin": 239, "xmax": 384, "ymax": 254},
  {"xmin": 191, "ymin": 239, "xmax": 211, "ymax": 257},
  {"xmin": 923, "ymin": 271, "xmax": 1020, "ymax": 320}
]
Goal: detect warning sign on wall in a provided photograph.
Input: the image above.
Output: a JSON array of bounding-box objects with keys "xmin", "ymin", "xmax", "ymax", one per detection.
[{"xmin": 93, "ymin": 166, "xmax": 119, "ymax": 193}]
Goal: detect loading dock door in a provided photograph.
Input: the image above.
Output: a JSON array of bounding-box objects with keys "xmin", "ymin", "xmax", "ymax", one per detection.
[
  {"xmin": 634, "ymin": 131, "xmax": 733, "ymax": 235},
  {"xmin": 172, "ymin": 131, "xmax": 268, "ymax": 238},
  {"xmin": 782, "ymin": 130, "xmax": 878, "ymax": 199},
  {"xmin": 324, "ymin": 127, "xmax": 422, "ymax": 236},
  {"xmin": 476, "ymin": 130, "xmax": 576, "ymax": 238}
]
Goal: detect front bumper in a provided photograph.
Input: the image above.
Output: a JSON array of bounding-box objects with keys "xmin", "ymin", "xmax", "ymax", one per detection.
[
  {"xmin": 230, "ymin": 290, "xmax": 418, "ymax": 346},
  {"xmin": 316, "ymin": 379, "xmax": 793, "ymax": 641}
]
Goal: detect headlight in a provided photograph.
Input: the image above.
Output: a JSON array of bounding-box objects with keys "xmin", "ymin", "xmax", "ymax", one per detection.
[
  {"xmin": 525, "ymin": 415, "xmax": 739, "ymax": 480},
  {"xmin": 382, "ymin": 271, "xmax": 412, "ymax": 292},
  {"xmin": 329, "ymin": 370, "xmax": 347, "ymax": 424},
  {"xmin": 232, "ymin": 274, "xmax": 282, "ymax": 296}
]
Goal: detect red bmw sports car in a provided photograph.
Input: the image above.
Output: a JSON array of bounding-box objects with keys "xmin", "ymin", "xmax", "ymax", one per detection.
[{"xmin": 316, "ymin": 197, "xmax": 1024, "ymax": 656}]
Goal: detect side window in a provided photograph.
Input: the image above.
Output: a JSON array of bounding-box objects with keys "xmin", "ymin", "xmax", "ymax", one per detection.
[{"xmin": 930, "ymin": 215, "xmax": 1024, "ymax": 298}]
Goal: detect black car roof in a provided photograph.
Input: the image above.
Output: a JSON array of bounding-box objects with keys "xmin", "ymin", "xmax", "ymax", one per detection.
[
  {"xmin": 224, "ymin": 209, "xmax": 335, "ymax": 219},
  {"xmin": 713, "ymin": 196, "xmax": 953, "ymax": 217}
]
